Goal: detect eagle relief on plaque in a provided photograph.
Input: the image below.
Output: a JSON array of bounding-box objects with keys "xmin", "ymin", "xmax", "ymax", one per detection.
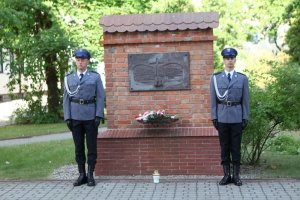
[{"xmin": 128, "ymin": 52, "xmax": 190, "ymax": 91}]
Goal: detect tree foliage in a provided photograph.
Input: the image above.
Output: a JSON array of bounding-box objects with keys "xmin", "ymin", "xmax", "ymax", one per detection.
[
  {"xmin": 241, "ymin": 71, "xmax": 281, "ymax": 164},
  {"xmin": 1, "ymin": 0, "xmax": 196, "ymax": 124},
  {"xmin": 198, "ymin": 0, "xmax": 292, "ymax": 69},
  {"xmin": 0, "ymin": 0, "xmax": 72, "ymax": 122},
  {"xmin": 149, "ymin": 0, "xmax": 194, "ymax": 13},
  {"xmin": 284, "ymin": 0, "xmax": 300, "ymax": 63},
  {"xmin": 266, "ymin": 61, "xmax": 300, "ymax": 129}
]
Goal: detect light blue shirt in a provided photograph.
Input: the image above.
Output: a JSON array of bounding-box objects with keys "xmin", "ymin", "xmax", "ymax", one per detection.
[
  {"xmin": 77, "ymin": 69, "xmax": 87, "ymax": 79},
  {"xmin": 225, "ymin": 70, "xmax": 234, "ymax": 80}
]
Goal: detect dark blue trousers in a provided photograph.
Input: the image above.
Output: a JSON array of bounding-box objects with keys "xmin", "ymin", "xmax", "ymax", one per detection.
[
  {"xmin": 217, "ymin": 122, "xmax": 243, "ymax": 165},
  {"xmin": 71, "ymin": 119, "xmax": 98, "ymax": 166}
]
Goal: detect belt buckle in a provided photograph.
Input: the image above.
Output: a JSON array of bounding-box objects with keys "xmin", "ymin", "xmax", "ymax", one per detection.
[
  {"xmin": 79, "ymin": 99, "xmax": 84, "ymax": 104},
  {"xmin": 226, "ymin": 101, "xmax": 232, "ymax": 106}
]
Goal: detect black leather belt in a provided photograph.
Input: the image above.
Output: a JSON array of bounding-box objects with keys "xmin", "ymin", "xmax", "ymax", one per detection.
[
  {"xmin": 70, "ymin": 98, "xmax": 96, "ymax": 104},
  {"xmin": 219, "ymin": 101, "xmax": 241, "ymax": 106}
]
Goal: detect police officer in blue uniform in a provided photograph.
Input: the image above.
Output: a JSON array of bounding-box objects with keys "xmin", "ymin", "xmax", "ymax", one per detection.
[
  {"xmin": 210, "ymin": 47, "xmax": 249, "ymax": 186},
  {"xmin": 63, "ymin": 49, "xmax": 105, "ymax": 187}
]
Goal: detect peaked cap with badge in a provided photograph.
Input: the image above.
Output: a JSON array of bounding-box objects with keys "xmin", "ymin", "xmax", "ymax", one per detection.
[
  {"xmin": 74, "ymin": 49, "xmax": 91, "ymax": 59},
  {"xmin": 221, "ymin": 47, "xmax": 238, "ymax": 58}
]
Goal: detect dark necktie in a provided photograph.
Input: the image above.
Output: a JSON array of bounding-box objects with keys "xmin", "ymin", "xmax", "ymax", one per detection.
[
  {"xmin": 79, "ymin": 73, "xmax": 84, "ymax": 81},
  {"xmin": 227, "ymin": 73, "xmax": 231, "ymax": 82}
]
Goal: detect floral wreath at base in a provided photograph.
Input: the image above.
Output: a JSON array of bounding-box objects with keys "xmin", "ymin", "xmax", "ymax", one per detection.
[{"xmin": 135, "ymin": 110, "xmax": 179, "ymax": 124}]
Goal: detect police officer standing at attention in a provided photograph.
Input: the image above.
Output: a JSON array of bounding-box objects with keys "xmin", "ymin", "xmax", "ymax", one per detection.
[
  {"xmin": 210, "ymin": 47, "xmax": 249, "ymax": 186},
  {"xmin": 63, "ymin": 49, "xmax": 105, "ymax": 187}
]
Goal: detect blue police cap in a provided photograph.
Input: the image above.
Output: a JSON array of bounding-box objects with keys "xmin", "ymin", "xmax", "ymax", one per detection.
[
  {"xmin": 74, "ymin": 49, "xmax": 91, "ymax": 59},
  {"xmin": 221, "ymin": 48, "xmax": 238, "ymax": 58}
]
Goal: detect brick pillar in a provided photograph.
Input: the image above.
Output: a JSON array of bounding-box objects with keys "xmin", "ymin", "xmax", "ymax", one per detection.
[{"xmin": 97, "ymin": 12, "xmax": 222, "ymax": 176}]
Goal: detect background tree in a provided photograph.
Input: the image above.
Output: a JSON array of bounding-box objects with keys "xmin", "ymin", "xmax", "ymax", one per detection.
[
  {"xmin": 284, "ymin": 0, "xmax": 300, "ymax": 63},
  {"xmin": 1, "ymin": 0, "xmax": 161, "ymax": 123},
  {"xmin": 149, "ymin": 0, "xmax": 194, "ymax": 13},
  {"xmin": 0, "ymin": 0, "xmax": 72, "ymax": 123},
  {"xmin": 198, "ymin": 0, "xmax": 292, "ymax": 69},
  {"xmin": 241, "ymin": 71, "xmax": 281, "ymax": 164}
]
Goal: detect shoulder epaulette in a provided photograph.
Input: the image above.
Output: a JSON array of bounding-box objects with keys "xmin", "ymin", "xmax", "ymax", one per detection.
[
  {"xmin": 237, "ymin": 72, "xmax": 246, "ymax": 76},
  {"xmin": 213, "ymin": 71, "xmax": 222, "ymax": 75},
  {"xmin": 90, "ymin": 70, "xmax": 99, "ymax": 74},
  {"xmin": 66, "ymin": 71, "xmax": 74, "ymax": 76}
]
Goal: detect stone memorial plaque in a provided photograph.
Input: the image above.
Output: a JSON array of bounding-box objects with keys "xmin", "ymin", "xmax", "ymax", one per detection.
[{"xmin": 128, "ymin": 52, "xmax": 190, "ymax": 91}]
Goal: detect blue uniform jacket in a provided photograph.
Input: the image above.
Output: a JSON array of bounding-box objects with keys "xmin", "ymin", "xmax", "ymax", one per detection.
[
  {"xmin": 210, "ymin": 70, "xmax": 249, "ymax": 123},
  {"xmin": 63, "ymin": 70, "xmax": 105, "ymax": 121}
]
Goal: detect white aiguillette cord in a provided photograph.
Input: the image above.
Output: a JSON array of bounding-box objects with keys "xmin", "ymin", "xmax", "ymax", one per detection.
[
  {"xmin": 64, "ymin": 76, "xmax": 80, "ymax": 97},
  {"xmin": 213, "ymin": 75, "xmax": 228, "ymax": 101}
]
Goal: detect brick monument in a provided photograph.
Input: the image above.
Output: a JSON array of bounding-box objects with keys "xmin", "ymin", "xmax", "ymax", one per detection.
[{"xmin": 97, "ymin": 12, "xmax": 222, "ymax": 176}]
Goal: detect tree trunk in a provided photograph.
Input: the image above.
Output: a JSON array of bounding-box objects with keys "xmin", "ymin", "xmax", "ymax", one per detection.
[{"xmin": 45, "ymin": 54, "xmax": 59, "ymax": 115}]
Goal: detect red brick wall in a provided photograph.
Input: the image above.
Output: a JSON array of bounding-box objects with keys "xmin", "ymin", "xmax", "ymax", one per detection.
[
  {"xmin": 102, "ymin": 29, "xmax": 215, "ymax": 129},
  {"xmin": 98, "ymin": 28, "xmax": 221, "ymax": 176},
  {"xmin": 96, "ymin": 127, "xmax": 222, "ymax": 176}
]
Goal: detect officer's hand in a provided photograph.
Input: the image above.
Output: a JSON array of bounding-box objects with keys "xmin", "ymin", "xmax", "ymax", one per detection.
[
  {"xmin": 66, "ymin": 119, "xmax": 73, "ymax": 132},
  {"xmin": 95, "ymin": 117, "xmax": 103, "ymax": 128},
  {"xmin": 242, "ymin": 119, "xmax": 248, "ymax": 130},
  {"xmin": 212, "ymin": 119, "xmax": 218, "ymax": 130}
]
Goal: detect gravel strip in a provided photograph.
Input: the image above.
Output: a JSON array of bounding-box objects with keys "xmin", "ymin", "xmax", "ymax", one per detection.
[{"xmin": 49, "ymin": 164, "xmax": 263, "ymax": 180}]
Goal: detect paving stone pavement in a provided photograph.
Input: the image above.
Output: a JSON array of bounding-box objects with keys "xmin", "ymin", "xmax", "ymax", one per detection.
[{"xmin": 0, "ymin": 179, "xmax": 299, "ymax": 200}]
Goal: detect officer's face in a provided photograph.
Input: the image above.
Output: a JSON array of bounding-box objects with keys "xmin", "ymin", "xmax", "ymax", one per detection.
[
  {"xmin": 223, "ymin": 57, "xmax": 236, "ymax": 71},
  {"xmin": 75, "ymin": 58, "xmax": 89, "ymax": 72}
]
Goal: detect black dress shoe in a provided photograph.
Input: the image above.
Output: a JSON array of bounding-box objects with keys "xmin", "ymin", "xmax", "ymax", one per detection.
[
  {"xmin": 219, "ymin": 164, "xmax": 232, "ymax": 185},
  {"xmin": 73, "ymin": 173, "xmax": 87, "ymax": 186},
  {"xmin": 232, "ymin": 164, "xmax": 243, "ymax": 186},
  {"xmin": 87, "ymin": 172, "xmax": 95, "ymax": 186},
  {"xmin": 232, "ymin": 177, "xmax": 242, "ymax": 186},
  {"xmin": 219, "ymin": 175, "xmax": 232, "ymax": 185}
]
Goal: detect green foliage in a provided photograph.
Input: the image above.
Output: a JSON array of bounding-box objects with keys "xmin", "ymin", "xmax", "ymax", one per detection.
[
  {"xmin": 285, "ymin": 19, "xmax": 300, "ymax": 63},
  {"xmin": 13, "ymin": 105, "xmax": 61, "ymax": 124},
  {"xmin": 150, "ymin": 0, "xmax": 194, "ymax": 13},
  {"xmin": 0, "ymin": 0, "xmax": 201, "ymax": 125},
  {"xmin": 241, "ymin": 72, "xmax": 281, "ymax": 165},
  {"xmin": 267, "ymin": 61, "xmax": 300, "ymax": 129},
  {"xmin": 0, "ymin": 0, "xmax": 73, "ymax": 122},
  {"xmin": 198, "ymin": 0, "xmax": 292, "ymax": 70},
  {"xmin": 267, "ymin": 135, "xmax": 300, "ymax": 155},
  {"xmin": 284, "ymin": 0, "xmax": 300, "ymax": 63},
  {"xmin": 242, "ymin": 60, "xmax": 300, "ymax": 164}
]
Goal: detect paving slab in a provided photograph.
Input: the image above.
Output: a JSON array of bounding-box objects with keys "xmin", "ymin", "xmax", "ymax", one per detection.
[{"xmin": 0, "ymin": 179, "xmax": 299, "ymax": 200}]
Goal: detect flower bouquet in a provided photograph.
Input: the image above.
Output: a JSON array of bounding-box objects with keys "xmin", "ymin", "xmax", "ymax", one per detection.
[{"xmin": 135, "ymin": 110, "xmax": 179, "ymax": 124}]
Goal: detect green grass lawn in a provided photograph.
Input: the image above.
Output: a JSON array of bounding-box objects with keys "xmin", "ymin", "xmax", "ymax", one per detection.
[
  {"xmin": 260, "ymin": 151, "xmax": 300, "ymax": 178},
  {"xmin": 0, "ymin": 139, "xmax": 74, "ymax": 180},
  {"xmin": 280, "ymin": 130, "xmax": 300, "ymax": 141}
]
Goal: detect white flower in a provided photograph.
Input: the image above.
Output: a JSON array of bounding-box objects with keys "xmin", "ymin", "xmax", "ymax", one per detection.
[{"xmin": 136, "ymin": 110, "xmax": 178, "ymax": 123}]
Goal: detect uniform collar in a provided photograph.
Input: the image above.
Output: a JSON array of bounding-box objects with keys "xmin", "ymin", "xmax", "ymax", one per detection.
[
  {"xmin": 77, "ymin": 69, "xmax": 87, "ymax": 77},
  {"xmin": 224, "ymin": 70, "xmax": 235, "ymax": 77}
]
